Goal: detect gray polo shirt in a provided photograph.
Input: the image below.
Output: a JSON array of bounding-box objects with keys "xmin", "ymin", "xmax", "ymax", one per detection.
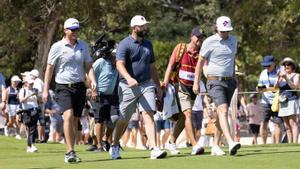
[
  {"xmin": 47, "ymin": 38, "xmax": 92, "ymax": 84},
  {"xmin": 116, "ymin": 36, "xmax": 155, "ymax": 83},
  {"xmin": 200, "ymin": 33, "xmax": 237, "ymax": 77}
]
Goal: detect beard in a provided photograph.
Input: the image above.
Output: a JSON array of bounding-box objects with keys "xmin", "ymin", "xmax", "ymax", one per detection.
[{"xmin": 136, "ymin": 30, "xmax": 148, "ymax": 38}]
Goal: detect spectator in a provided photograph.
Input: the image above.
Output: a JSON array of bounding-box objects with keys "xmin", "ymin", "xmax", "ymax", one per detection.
[
  {"xmin": 246, "ymin": 93, "xmax": 263, "ymax": 144},
  {"xmin": 276, "ymin": 57, "xmax": 299, "ymax": 143},
  {"xmin": 256, "ymin": 55, "xmax": 283, "ymax": 144},
  {"xmin": 5, "ymin": 75, "xmax": 22, "ymax": 139},
  {"xmin": 30, "ymin": 69, "xmax": 46, "ymax": 143},
  {"xmin": 19, "ymin": 76, "xmax": 40, "ymax": 153},
  {"xmin": 44, "ymin": 90, "xmax": 63, "ymax": 143}
]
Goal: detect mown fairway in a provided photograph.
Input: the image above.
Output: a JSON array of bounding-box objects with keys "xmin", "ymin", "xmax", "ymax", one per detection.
[{"xmin": 0, "ymin": 136, "xmax": 299, "ymax": 169}]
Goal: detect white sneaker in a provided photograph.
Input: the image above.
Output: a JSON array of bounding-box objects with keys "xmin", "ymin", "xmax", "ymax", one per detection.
[
  {"xmin": 229, "ymin": 142, "xmax": 241, "ymax": 156},
  {"xmin": 4, "ymin": 126, "xmax": 8, "ymax": 136},
  {"xmin": 166, "ymin": 142, "xmax": 180, "ymax": 155},
  {"xmin": 31, "ymin": 145, "xmax": 38, "ymax": 152},
  {"xmin": 109, "ymin": 145, "xmax": 121, "ymax": 160},
  {"xmin": 211, "ymin": 145, "xmax": 225, "ymax": 156},
  {"xmin": 26, "ymin": 147, "xmax": 37, "ymax": 153},
  {"xmin": 191, "ymin": 144, "xmax": 205, "ymax": 155},
  {"xmin": 150, "ymin": 147, "xmax": 167, "ymax": 159},
  {"xmin": 15, "ymin": 134, "xmax": 22, "ymax": 140}
]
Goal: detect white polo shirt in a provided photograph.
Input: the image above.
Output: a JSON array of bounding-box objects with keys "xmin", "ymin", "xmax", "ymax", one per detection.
[
  {"xmin": 200, "ymin": 33, "xmax": 237, "ymax": 77},
  {"xmin": 47, "ymin": 38, "xmax": 92, "ymax": 84}
]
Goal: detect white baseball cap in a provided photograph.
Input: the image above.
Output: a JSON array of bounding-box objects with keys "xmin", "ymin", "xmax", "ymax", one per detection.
[
  {"xmin": 23, "ymin": 76, "xmax": 35, "ymax": 84},
  {"xmin": 64, "ymin": 18, "xmax": 80, "ymax": 30},
  {"xmin": 11, "ymin": 75, "xmax": 22, "ymax": 82},
  {"xmin": 216, "ymin": 16, "xmax": 233, "ymax": 31},
  {"xmin": 21, "ymin": 71, "xmax": 30, "ymax": 77},
  {"xmin": 130, "ymin": 15, "xmax": 150, "ymax": 27},
  {"xmin": 30, "ymin": 69, "xmax": 39, "ymax": 77}
]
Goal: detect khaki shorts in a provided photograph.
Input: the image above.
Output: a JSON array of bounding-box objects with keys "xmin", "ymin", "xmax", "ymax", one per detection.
[{"xmin": 178, "ymin": 90, "xmax": 194, "ymax": 112}]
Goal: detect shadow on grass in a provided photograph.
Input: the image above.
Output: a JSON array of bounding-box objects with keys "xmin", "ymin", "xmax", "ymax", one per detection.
[{"xmin": 236, "ymin": 150, "xmax": 300, "ymax": 157}]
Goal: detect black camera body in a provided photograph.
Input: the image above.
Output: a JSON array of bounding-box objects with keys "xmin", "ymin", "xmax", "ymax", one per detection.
[{"xmin": 92, "ymin": 34, "xmax": 116, "ymax": 60}]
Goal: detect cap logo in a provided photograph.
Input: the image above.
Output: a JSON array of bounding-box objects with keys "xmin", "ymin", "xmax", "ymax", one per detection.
[
  {"xmin": 141, "ymin": 17, "xmax": 145, "ymax": 21},
  {"xmin": 223, "ymin": 21, "xmax": 229, "ymax": 27}
]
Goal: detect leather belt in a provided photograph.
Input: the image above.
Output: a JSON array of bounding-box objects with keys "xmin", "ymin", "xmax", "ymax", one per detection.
[{"xmin": 207, "ymin": 76, "xmax": 233, "ymax": 81}]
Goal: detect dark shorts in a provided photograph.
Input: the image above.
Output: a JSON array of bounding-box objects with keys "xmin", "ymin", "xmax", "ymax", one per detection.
[
  {"xmin": 261, "ymin": 103, "xmax": 282, "ymax": 124},
  {"xmin": 206, "ymin": 79, "xmax": 237, "ymax": 106},
  {"xmin": 249, "ymin": 124, "xmax": 260, "ymax": 135},
  {"xmin": 192, "ymin": 110, "xmax": 203, "ymax": 129},
  {"xmin": 94, "ymin": 94, "xmax": 119, "ymax": 123},
  {"xmin": 37, "ymin": 108, "xmax": 45, "ymax": 126},
  {"xmin": 55, "ymin": 82, "xmax": 86, "ymax": 118},
  {"xmin": 155, "ymin": 119, "xmax": 171, "ymax": 132}
]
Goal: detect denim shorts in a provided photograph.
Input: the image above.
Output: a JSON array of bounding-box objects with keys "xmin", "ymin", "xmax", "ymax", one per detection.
[
  {"xmin": 206, "ymin": 79, "xmax": 237, "ymax": 106},
  {"xmin": 155, "ymin": 119, "xmax": 170, "ymax": 132}
]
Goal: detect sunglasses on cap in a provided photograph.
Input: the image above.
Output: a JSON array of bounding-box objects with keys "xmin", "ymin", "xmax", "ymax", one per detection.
[{"xmin": 68, "ymin": 28, "xmax": 80, "ymax": 32}]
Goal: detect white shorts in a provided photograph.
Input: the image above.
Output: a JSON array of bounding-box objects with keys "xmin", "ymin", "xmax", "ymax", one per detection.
[{"xmin": 8, "ymin": 104, "xmax": 18, "ymax": 117}]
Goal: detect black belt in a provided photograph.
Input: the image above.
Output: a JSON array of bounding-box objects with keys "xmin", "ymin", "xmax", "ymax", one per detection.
[
  {"xmin": 207, "ymin": 76, "xmax": 233, "ymax": 81},
  {"xmin": 57, "ymin": 82, "xmax": 85, "ymax": 88}
]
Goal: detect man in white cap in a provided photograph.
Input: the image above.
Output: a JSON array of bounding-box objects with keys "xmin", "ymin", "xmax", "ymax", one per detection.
[
  {"xmin": 110, "ymin": 15, "xmax": 167, "ymax": 160},
  {"xmin": 43, "ymin": 18, "xmax": 96, "ymax": 163},
  {"xmin": 30, "ymin": 69, "xmax": 46, "ymax": 143},
  {"xmin": 193, "ymin": 16, "xmax": 241, "ymax": 156}
]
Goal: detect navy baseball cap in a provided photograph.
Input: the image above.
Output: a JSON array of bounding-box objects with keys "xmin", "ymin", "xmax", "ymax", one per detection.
[
  {"xmin": 261, "ymin": 55, "xmax": 275, "ymax": 67},
  {"xmin": 192, "ymin": 27, "xmax": 206, "ymax": 38}
]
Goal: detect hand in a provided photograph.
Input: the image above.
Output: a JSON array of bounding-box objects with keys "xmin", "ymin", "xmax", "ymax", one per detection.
[
  {"xmin": 193, "ymin": 82, "xmax": 199, "ymax": 95},
  {"xmin": 91, "ymin": 90, "xmax": 97, "ymax": 100},
  {"xmin": 90, "ymin": 81, "xmax": 97, "ymax": 91},
  {"xmin": 127, "ymin": 77, "xmax": 138, "ymax": 88},
  {"xmin": 42, "ymin": 91, "xmax": 49, "ymax": 103},
  {"xmin": 0, "ymin": 102, "xmax": 6, "ymax": 112}
]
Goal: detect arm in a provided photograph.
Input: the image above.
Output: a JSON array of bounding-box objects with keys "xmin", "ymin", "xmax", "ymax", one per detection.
[
  {"xmin": 1, "ymin": 86, "xmax": 7, "ymax": 112},
  {"xmin": 116, "ymin": 60, "xmax": 138, "ymax": 87},
  {"xmin": 282, "ymin": 73, "xmax": 299, "ymax": 89},
  {"xmin": 43, "ymin": 64, "xmax": 54, "ymax": 102},
  {"xmin": 162, "ymin": 45, "xmax": 179, "ymax": 87},
  {"xmin": 151, "ymin": 63, "xmax": 163, "ymax": 100},
  {"xmin": 85, "ymin": 62, "xmax": 97, "ymax": 91},
  {"xmin": 193, "ymin": 55, "xmax": 206, "ymax": 94}
]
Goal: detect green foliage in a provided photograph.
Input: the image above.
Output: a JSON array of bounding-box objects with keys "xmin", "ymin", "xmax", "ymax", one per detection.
[{"xmin": 1, "ymin": 0, "xmax": 300, "ymax": 92}]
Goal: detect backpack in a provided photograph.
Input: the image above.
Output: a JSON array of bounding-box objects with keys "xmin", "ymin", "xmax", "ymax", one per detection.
[{"xmin": 169, "ymin": 43, "xmax": 187, "ymax": 83}]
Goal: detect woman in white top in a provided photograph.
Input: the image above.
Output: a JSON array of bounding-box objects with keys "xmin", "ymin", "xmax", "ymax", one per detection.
[
  {"xmin": 6, "ymin": 75, "xmax": 22, "ymax": 138},
  {"xmin": 19, "ymin": 77, "xmax": 40, "ymax": 153}
]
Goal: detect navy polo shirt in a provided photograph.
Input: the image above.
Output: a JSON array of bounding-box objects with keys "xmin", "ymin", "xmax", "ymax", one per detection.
[{"xmin": 116, "ymin": 36, "xmax": 155, "ymax": 83}]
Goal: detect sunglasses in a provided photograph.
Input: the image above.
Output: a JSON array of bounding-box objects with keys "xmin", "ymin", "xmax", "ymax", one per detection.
[
  {"xmin": 68, "ymin": 28, "xmax": 80, "ymax": 32},
  {"xmin": 220, "ymin": 31, "xmax": 230, "ymax": 33},
  {"xmin": 285, "ymin": 63, "xmax": 292, "ymax": 66},
  {"xmin": 263, "ymin": 65, "xmax": 271, "ymax": 68}
]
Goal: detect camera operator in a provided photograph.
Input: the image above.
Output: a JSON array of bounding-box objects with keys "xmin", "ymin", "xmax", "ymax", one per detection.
[{"xmin": 91, "ymin": 39, "xmax": 120, "ymax": 152}]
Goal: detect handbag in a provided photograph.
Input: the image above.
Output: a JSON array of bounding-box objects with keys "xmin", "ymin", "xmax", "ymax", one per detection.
[
  {"xmin": 205, "ymin": 119, "xmax": 216, "ymax": 136},
  {"xmin": 22, "ymin": 111, "xmax": 32, "ymax": 125},
  {"xmin": 271, "ymin": 89, "xmax": 280, "ymax": 112}
]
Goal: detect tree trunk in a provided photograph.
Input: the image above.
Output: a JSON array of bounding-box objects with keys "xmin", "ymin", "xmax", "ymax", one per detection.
[{"xmin": 35, "ymin": 18, "xmax": 59, "ymax": 80}]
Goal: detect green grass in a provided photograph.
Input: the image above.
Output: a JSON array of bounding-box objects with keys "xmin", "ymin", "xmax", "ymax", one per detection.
[{"xmin": 0, "ymin": 136, "xmax": 300, "ymax": 169}]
